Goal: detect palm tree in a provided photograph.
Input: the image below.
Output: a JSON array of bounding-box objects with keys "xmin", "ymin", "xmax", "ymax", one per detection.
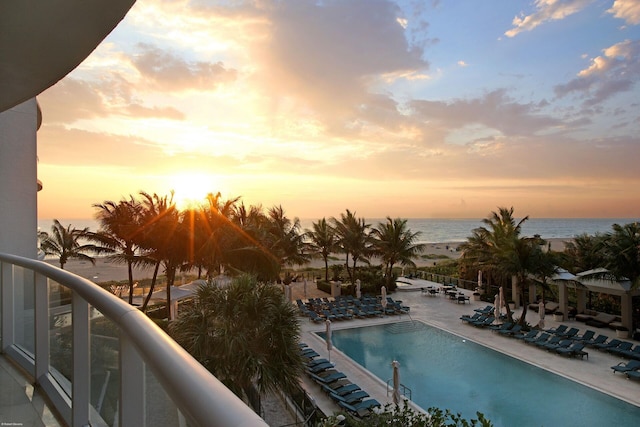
[
  {"xmin": 305, "ymin": 217, "xmax": 336, "ymax": 281},
  {"xmin": 371, "ymin": 217, "xmax": 425, "ymax": 288},
  {"xmin": 602, "ymin": 222, "xmax": 640, "ymax": 288},
  {"xmin": 561, "ymin": 233, "xmax": 607, "ymax": 274},
  {"xmin": 38, "ymin": 219, "xmax": 102, "ymax": 269},
  {"xmin": 332, "ymin": 210, "xmax": 371, "ymax": 284},
  {"xmin": 169, "ymin": 275, "xmax": 304, "ymax": 409},
  {"xmin": 92, "ymin": 197, "xmax": 143, "ymax": 304},
  {"xmin": 265, "ymin": 205, "xmax": 309, "ymax": 269}
]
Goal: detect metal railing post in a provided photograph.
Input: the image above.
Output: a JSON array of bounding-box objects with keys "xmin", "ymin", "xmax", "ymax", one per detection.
[
  {"xmin": 34, "ymin": 272, "xmax": 48, "ymax": 380},
  {"xmin": 72, "ymin": 291, "xmax": 90, "ymax": 427},
  {"xmin": 120, "ymin": 333, "xmax": 145, "ymax": 427}
]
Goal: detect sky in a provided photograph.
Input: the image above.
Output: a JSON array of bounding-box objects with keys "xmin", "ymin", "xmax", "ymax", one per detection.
[{"xmin": 36, "ymin": 0, "xmax": 640, "ymax": 220}]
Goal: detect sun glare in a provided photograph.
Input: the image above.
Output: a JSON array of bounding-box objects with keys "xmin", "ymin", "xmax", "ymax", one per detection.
[{"xmin": 168, "ymin": 172, "xmax": 223, "ymax": 210}]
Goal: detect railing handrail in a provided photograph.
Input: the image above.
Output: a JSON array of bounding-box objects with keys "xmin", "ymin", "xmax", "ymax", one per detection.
[{"xmin": 0, "ymin": 252, "xmax": 268, "ymax": 427}]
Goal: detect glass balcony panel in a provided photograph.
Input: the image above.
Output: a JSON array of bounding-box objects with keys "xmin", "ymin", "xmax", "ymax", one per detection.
[
  {"xmin": 90, "ymin": 307, "xmax": 120, "ymax": 427},
  {"xmin": 145, "ymin": 364, "xmax": 182, "ymax": 427},
  {"xmin": 48, "ymin": 279, "xmax": 72, "ymax": 395},
  {"xmin": 13, "ymin": 265, "xmax": 35, "ymax": 355}
]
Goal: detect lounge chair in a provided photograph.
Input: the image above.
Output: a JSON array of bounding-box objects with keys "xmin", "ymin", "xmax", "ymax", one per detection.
[
  {"xmin": 513, "ymin": 330, "xmax": 538, "ymax": 341},
  {"xmin": 338, "ymin": 399, "xmax": 382, "ymax": 417},
  {"xmin": 556, "ymin": 342, "xmax": 588, "ymax": 359},
  {"xmin": 626, "ymin": 370, "xmax": 640, "ymax": 381},
  {"xmin": 592, "ymin": 338, "xmax": 622, "ymax": 351},
  {"xmin": 489, "ymin": 322, "xmax": 512, "ymax": 332},
  {"xmin": 611, "ymin": 360, "xmax": 640, "ymax": 374},
  {"xmin": 500, "ymin": 324, "xmax": 523, "ymax": 336},
  {"xmin": 460, "ymin": 313, "xmax": 482, "ymax": 323},
  {"xmin": 525, "ymin": 332, "xmax": 550, "ymax": 345},
  {"xmin": 585, "ymin": 312, "xmax": 617, "ymax": 328},
  {"xmin": 474, "ymin": 305, "xmax": 493, "ymax": 314},
  {"xmin": 471, "ymin": 317, "xmax": 495, "ymax": 327},
  {"xmin": 557, "ymin": 327, "xmax": 580, "ymax": 339},
  {"xmin": 543, "ymin": 339, "xmax": 573, "ymax": 352},
  {"xmin": 321, "ymin": 382, "xmax": 360, "ymax": 396},
  {"xmin": 308, "ymin": 311, "xmax": 324, "ymax": 323},
  {"xmin": 309, "ymin": 370, "xmax": 347, "ymax": 384},
  {"xmin": 606, "ymin": 341, "xmax": 633, "ymax": 356},
  {"xmin": 583, "ymin": 334, "xmax": 608, "ymax": 347},
  {"xmin": 307, "ymin": 362, "xmax": 335, "ymax": 374},
  {"xmin": 573, "ymin": 330, "xmax": 595, "ymax": 342},
  {"xmin": 329, "ymin": 390, "xmax": 370, "ymax": 405},
  {"xmin": 535, "ymin": 335, "xmax": 562, "ymax": 349},
  {"xmin": 545, "ymin": 324, "xmax": 568, "ymax": 335},
  {"xmin": 301, "ymin": 348, "xmax": 320, "ymax": 358},
  {"xmin": 618, "ymin": 345, "xmax": 640, "ymax": 361},
  {"xmin": 307, "ymin": 358, "xmax": 330, "ymax": 367}
]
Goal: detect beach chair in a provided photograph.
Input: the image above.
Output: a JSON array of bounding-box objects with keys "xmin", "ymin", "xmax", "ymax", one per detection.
[
  {"xmin": 474, "ymin": 305, "xmax": 493, "ymax": 314},
  {"xmin": 626, "ymin": 371, "xmax": 640, "ymax": 381},
  {"xmin": 513, "ymin": 329, "xmax": 538, "ymax": 341},
  {"xmin": 545, "ymin": 324, "xmax": 568, "ymax": 335},
  {"xmin": 500, "ymin": 324, "xmax": 522, "ymax": 336},
  {"xmin": 471, "ymin": 317, "xmax": 495, "ymax": 327},
  {"xmin": 543, "ymin": 339, "xmax": 573, "ymax": 352},
  {"xmin": 308, "ymin": 311, "xmax": 324, "ymax": 323},
  {"xmin": 307, "ymin": 361, "xmax": 335, "ymax": 374},
  {"xmin": 460, "ymin": 313, "xmax": 481, "ymax": 323},
  {"xmin": 556, "ymin": 342, "xmax": 588, "ymax": 359},
  {"xmin": 321, "ymin": 382, "xmax": 360, "ymax": 396},
  {"xmin": 329, "ymin": 390, "xmax": 370, "ymax": 405},
  {"xmin": 611, "ymin": 360, "xmax": 640, "ymax": 374},
  {"xmin": 618, "ymin": 345, "xmax": 640, "ymax": 361},
  {"xmin": 583, "ymin": 334, "xmax": 608, "ymax": 347},
  {"xmin": 593, "ymin": 338, "xmax": 622, "ymax": 351},
  {"xmin": 306, "ymin": 358, "xmax": 329, "ymax": 367},
  {"xmin": 309, "ymin": 370, "xmax": 347, "ymax": 385},
  {"xmin": 606, "ymin": 341, "xmax": 633, "ymax": 356},
  {"xmin": 338, "ymin": 399, "xmax": 382, "ymax": 417},
  {"xmin": 525, "ymin": 332, "xmax": 550, "ymax": 345},
  {"xmin": 489, "ymin": 322, "xmax": 512, "ymax": 332},
  {"xmin": 535, "ymin": 335, "xmax": 562, "ymax": 349},
  {"xmin": 573, "ymin": 330, "xmax": 595, "ymax": 342},
  {"xmin": 557, "ymin": 327, "xmax": 580, "ymax": 339}
]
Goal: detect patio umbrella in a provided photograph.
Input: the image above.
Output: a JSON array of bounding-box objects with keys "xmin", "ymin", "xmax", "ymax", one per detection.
[
  {"xmin": 392, "ymin": 360, "xmax": 401, "ymax": 406},
  {"xmin": 538, "ymin": 300, "xmax": 545, "ymax": 329},
  {"xmin": 325, "ymin": 319, "xmax": 333, "ymax": 362},
  {"xmin": 381, "ymin": 286, "xmax": 388, "ymax": 314},
  {"xmin": 355, "ymin": 279, "xmax": 361, "ymax": 299},
  {"xmin": 284, "ymin": 284, "xmax": 292, "ymax": 302}
]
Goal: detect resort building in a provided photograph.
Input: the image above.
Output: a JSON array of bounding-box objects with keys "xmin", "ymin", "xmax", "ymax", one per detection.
[{"xmin": 0, "ymin": 2, "xmax": 267, "ymax": 426}]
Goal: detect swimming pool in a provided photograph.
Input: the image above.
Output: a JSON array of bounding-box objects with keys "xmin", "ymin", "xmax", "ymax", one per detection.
[{"xmin": 321, "ymin": 321, "xmax": 640, "ymax": 427}]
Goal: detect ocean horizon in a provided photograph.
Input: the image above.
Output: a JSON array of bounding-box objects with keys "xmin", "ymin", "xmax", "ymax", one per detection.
[{"xmin": 38, "ymin": 217, "xmax": 640, "ymax": 245}]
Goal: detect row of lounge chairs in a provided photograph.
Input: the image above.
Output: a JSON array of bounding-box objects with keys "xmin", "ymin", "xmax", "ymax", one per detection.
[
  {"xmin": 296, "ymin": 295, "xmax": 410, "ymax": 323},
  {"xmin": 300, "ymin": 343, "xmax": 382, "ymax": 417}
]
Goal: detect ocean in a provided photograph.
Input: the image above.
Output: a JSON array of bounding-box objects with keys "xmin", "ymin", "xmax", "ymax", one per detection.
[{"xmin": 38, "ymin": 217, "xmax": 639, "ymax": 245}]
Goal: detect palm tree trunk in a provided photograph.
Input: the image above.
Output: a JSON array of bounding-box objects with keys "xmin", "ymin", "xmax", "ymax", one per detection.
[
  {"xmin": 127, "ymin": 261, "xmax": 134, "ymax": 304},
  {"xmin": 324, "ymin": 256, "xmax": 329, "ymax": 281},
  {"xmin": 142, "ymin": 262, "xmax": 161, "ymax": 311}
]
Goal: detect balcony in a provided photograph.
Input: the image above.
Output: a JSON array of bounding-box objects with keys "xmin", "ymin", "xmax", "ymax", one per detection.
[{"xmin": 0, "ymin": 252, "xmax": 268, "ymax": 427}]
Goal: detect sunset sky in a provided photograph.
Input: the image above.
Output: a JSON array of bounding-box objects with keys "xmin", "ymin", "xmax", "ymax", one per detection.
[{"xmin": 36, "ymin": 0, "xmax": 640, "ymax": 220}]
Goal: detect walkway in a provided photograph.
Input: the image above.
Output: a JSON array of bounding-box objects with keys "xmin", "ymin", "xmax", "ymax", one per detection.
[{"xmin": 297, "ymin": 279, "xmax": 640, "ymax": 418}]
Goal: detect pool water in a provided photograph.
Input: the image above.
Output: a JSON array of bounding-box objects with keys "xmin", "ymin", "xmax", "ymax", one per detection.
[{"xmin": 321, "ymin": 321, "xmax": 640, "ymax": 427}]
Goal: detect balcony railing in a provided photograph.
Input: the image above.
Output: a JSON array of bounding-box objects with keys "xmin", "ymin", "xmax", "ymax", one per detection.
[{"xmin": 0, "ymin": 252, "xmax": 268, "ymax": 427}]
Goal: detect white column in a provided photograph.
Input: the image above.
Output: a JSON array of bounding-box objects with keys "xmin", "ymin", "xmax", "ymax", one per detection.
[{"xmin": 0, "ymin": 98, "xmax": 38, "ymax": 258}]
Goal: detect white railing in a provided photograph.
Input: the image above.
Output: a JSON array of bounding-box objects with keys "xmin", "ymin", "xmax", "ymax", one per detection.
[{"xmin": 0, "ymin": 253, "xmax": 268, "ymax": 427}]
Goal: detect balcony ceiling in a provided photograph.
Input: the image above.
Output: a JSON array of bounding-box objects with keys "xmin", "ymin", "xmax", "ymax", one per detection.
[{"xmin": 0, "ymin": 0, "xmax": 135, "ymax": 113}]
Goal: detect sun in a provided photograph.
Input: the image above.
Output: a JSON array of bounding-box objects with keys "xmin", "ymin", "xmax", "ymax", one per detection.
[{"xmin": 167, "ymin": 172, "xmax": 224, "ymax": 210}]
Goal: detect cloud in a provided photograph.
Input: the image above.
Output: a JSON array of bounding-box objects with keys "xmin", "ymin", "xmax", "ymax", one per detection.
[
  {"xmin": 608, "ymin": 0, "xmax": 640, "ymax": 25},
  {"xmin": 554, "ymin": 39, "xmax": 640, "ymax": 105},
  {"xmin": 505, "ymin": 0, "xmax": 595, "ymax": 38},
  {"xmin": 409, "ymin": 89, "xmax": 563, "ymax": 137},
  {"xmin": 255, "ymin": 0, "xmax": 429, "ymax": 132},
  {"xmin": 131, "ymin": 43, "xmax": 238, "ymax": 91}
]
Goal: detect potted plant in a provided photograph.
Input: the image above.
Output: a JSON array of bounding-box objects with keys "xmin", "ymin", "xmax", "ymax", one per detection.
[
  {"xmin": 616, "ymin": 326, "xmax": 629, "ymax": 339},
  {"xmin": 508, "ymin": 300, "xmax": 516, "ymax": 310},
  {"xmin": 553, "ymin": 311, "xmax": 564, "ymax": 321},
  {"xmin": 472, "ymin": 292, "xmax": 481, "ymax": 301}
]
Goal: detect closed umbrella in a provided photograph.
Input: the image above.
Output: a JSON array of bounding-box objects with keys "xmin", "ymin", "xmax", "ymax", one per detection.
[
  {"xmin": 538, "ymin": 300, "xmax": 546, "ymax": 329},
  {"xmin": 325, "ymin": 319, "xmax": 332, "ymax": 362},
  {"xmin": 355, "ymin": 279, "xmax": 361, "ymax": 299},
  {"xmin": 477, "ymin": 270, "xmax": 483, "ymax": 291},
  {"xmin": 381, "ymin": 286, "xmax": 388, "ymax": 315},
  {"xmin": 392, "ymin": 360, "xmax": 401, "ymax": 406},
  {"xmin": 494, "ymin": 294, "xmax": 500, "ymax": 323}
]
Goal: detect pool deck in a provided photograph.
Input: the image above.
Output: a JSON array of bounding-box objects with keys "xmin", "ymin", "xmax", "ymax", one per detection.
[{"xmin": 298, "ymin": 279, "xmax": 640, "ymax": 417}]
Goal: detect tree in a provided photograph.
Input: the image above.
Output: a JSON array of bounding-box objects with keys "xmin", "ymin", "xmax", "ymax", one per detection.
[
  {"xmin": 38, "ymin": 219, "xmax": 102, "ymax": 269},
  {"xmin": 561, "ymin": 233, "xmax": 607, "ymax": 274},
  {"xmin": 169, "ymin": 275, "xmax": 304, "ymax": 409},
  {"xmin": 306, "ymin": 218, "xmax": 337, "ymax": 281},
  {"xmin": 92, "ymin": 197, "xmax": 144, "ymax": 304},
  {"xmin": 265, "ymin": 205, "xmax": 309, "ymax": 270},
  {"xmin": 371, "ymin": 217, "xmax": 425, "ymax": 289},
  {"xmin": 332, "ymin": 210, "xmax": 371, "ymax": 284},
  {"xmin": 602, "ymin": 222, "xmax": 640, "ymax": 288}
]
